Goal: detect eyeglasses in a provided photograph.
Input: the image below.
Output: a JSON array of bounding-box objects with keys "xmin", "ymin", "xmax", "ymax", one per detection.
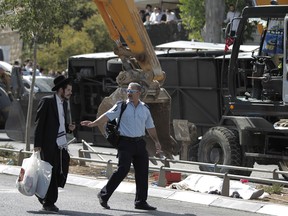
[{"xmin": 126, "ymin": 89, "xmax": 139, "ymax": 94}]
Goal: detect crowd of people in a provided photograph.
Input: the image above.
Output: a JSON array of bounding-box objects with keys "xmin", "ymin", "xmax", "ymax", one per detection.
[{"xmin": 139, "ymin": 4, "xmax": 179, "ymax": 26}]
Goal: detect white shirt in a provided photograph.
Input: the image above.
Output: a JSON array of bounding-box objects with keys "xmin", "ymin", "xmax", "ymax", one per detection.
[
  {"xmin": 149, "ymin": 11, "xmax": 163, "ymax": 24},
  {"xmin": 56, "ymin": 95, "xmax": 67, "ymax": 147},
  {"xmin": 224, "ymin": 11, "xmax": 240, "ymax": 31},
  {"xmin": 166, "ymin": 12, "xmax": 177, "ymax": 22},
  {"xmin": 106, "ymin": 100, "xmax": 155, "ymax": 137}
]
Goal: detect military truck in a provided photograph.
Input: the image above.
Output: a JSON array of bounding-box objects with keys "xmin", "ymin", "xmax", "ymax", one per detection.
[{"xmin": 69, "ymin": 1, "xmax": 288, "ymax": 179}]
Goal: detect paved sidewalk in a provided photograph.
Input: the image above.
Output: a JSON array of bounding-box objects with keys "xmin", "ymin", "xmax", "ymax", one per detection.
[
  {"xmin": 1, "ymin": 133, "xmax": 288, "ymax": 216},
  {"xmin": 1, "ymin": 164, "xmax": 288, "ymax": 216}
]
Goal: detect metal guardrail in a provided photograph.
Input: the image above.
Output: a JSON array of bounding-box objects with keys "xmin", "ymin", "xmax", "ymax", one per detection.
[{"xmin": 1, "ymin": 141, "xmax": 288, "ymax": 198}]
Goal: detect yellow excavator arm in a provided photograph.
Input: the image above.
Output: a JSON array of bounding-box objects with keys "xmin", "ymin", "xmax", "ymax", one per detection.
[
  {"xmin": 93, "ymin": 0, "xmax": 165, "ymax": 93},
  {"xmin": 93, "ymin": 0, "xmax": 178, "ymax": 159}
]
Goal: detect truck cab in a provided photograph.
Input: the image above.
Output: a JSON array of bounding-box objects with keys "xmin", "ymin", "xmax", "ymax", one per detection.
[{"xmin": 195, "ymin": 5, "xmax": 288, "ymax": 179}]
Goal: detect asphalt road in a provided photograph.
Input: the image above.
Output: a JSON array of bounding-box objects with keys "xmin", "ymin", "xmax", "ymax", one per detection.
[
  {"xmin": 0, "ymin": 131, "xmax": 286, "ymax": 215},
  {"xmin": 1, "ymin": 174, "xmax": 264, "ymax": 216}
]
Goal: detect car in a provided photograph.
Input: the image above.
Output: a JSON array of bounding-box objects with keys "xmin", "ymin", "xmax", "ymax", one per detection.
[
  {"xmin": 22, "ymin": 75, "xmax": 54, "ymax": 93},
  {"xmin": 21, "ymin": 68, "xmax": 42, "ymax": 76},
  {"xmin": 0, "ymin": 61, "xmax": 12, "ymax": 72}
]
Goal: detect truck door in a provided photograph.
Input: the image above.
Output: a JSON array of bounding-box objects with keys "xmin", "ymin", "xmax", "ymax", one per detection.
[{"xmin": 283, "ymin": 14, "xmax": 288, "ymax": 103}]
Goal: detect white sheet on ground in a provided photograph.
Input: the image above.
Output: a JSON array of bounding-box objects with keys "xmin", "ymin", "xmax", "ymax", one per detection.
[{"xmin": 168, "ymin": 174, "xmax": 267, "ymax": 200}]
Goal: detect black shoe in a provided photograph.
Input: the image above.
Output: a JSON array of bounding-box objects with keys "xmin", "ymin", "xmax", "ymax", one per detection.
[
  {"xmin": 135, "ymin": 202, "xmax": 157, "ymax": 210},
  {"xmin": 42, "ymin": 204, "xmax": 59, "ymax": 212},
  {"xmin": 97, "ymin": 193, "xmax": 110, "ymax": 209},
  {"xmin": 37, "ymin": 197, "xmax": 44, "ymax": 204}
]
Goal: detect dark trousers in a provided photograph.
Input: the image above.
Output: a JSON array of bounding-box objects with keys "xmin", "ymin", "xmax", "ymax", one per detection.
[
  {"xmin": 100, "ymin": 138, "xmax": 149, "ymax": 204},
  {"xmin": 38, "ymin": 148, "xmax": 69, "ymax": 206}
]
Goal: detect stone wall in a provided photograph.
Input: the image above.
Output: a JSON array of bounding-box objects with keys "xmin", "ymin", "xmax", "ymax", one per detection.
[{"xmin": 0, "ymin": 29, "xmax": 22, "ymax": 63}]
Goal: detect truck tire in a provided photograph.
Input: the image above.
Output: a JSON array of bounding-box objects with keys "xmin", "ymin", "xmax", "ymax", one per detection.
[
  {"xmin": 229, "ymin": 129, "xmax": 253, "ymax": 176},
  {"xmin": 198, "ymin": 126, "xmax": 242, "ymax": 174},
  {"xmin": 278, "ymin": 161, "xmax": 288, "ymax": 180}
]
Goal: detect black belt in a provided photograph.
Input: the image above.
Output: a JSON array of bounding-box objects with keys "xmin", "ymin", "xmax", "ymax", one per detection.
[{"xmin": 120, "ymin": 136, "xmax": 144, "ymax": 142}]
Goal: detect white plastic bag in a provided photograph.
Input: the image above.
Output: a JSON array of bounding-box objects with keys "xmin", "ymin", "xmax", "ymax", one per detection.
[
  {"xmin": 35, "ymin": 159, "xmax": 52, "ymax": 198},
  {"xmin": 16, "ymin": 151, "xmax": 39, "ymax": 196}
]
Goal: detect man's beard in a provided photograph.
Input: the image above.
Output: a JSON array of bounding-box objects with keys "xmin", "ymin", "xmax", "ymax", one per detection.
[{"xmin": 61, "ymin": 93, "xmax": 70, "ymax": 101}]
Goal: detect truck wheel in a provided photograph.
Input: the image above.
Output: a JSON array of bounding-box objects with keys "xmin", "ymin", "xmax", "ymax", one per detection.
[
  {"xmin": 198, "ymin": 127, "xmax": 242, "ymax": 174},
  {"xmin": 229, "ymin": 129, "xmax": 253, "ymax": 176},
  {"xmin": 278, "ymin": 161, "xmax": 288, "ymax": 180}
]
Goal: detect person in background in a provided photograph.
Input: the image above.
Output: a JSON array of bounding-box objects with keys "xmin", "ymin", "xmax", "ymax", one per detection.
[
  {"xmin": 223, "ymin": 3, "xmax": 240, "ymax": 36},
  {"xmin": 139, "ymin": 9, "xmax": 146, "ymax": 23},
  {"xmin": 81, "ymin": 82, "xmax": 162, "ymax": 211},
  {"xmin": 33, "ymin": 75, "xmax": 75, "ymax": 213},
  {"xmin": 149, "ymin": 7, "xmax": 164, "ymax": 24},
  {"xmin": 11, "ymin": 60, "xmax": 24, "ymax": 98},
  {"xmin": 144, "ymin": 4, "xmax": 153, "ymax": 23},
  {"xmin": 165, "ymin": 9, "xmax": 177, "ymax": 23}
]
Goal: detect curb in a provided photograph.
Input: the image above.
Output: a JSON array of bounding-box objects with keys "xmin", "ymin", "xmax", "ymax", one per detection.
[{"xmin": 1, "ymin": 164, "xmax": 287, "ymax": 216}]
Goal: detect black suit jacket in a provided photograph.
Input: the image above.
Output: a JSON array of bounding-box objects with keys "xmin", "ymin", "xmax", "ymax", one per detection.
[{"xmin": 34, "ymin": 94, "xmax": 70, "ymax": 187}]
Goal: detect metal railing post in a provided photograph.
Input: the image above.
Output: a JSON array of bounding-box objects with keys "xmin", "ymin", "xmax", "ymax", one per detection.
[
  {"xmin": 78, "ymin": 149, "xmax": 86, "ymax": 166},
  {"xmin": 180, "ymin": 141, "xmax": 190, "ymax": 161},
  {"xmin": 272, "ymin": 169, "xmax": 279, "ymax": 180},
  {"xmin": 221, "ymin": 173, "xmax": 230, "ymax": 197},
  {"xmin": 164, "ymin": 158, "xmax": 170, "ymax": 167},
  {"xmin": 157, "ymin": 166, "xmax": 167, "ymax": 187},
  {"xmin": 82, "ymin": 140, "xmax": 91, "ymax": 159},
  {"xmin": 214, "ymin": 163, "xmax": 219, "ymax": 172},
  {"xmin": 106, "ymin": 160, "xmax": 113, "ymax": 178},
  {"xmin": 17, "ymin": 149, "xmax": 24, "ymax": 166}
]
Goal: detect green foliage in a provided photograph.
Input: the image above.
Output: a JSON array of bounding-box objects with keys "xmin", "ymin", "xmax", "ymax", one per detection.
[
  {"xmin": 83, "ymin": 14, "xmax": 114, "ymax": 52},
  {"xmin": 179, "ymin": 0, "xmax": 250, "ymax": 41},
  {"xmin": 179, "ymin": 0, "xmax": 205, "ymax": 41},
  {"xmin": 257, "ymin": 184, "xmax": 283, "ymax": 195},
  {"xmin": 37, "ymin": 26, "xmax": 94, "ymax": 72},
  {"xmin": 0, "ymin": 0, "xmax": 77, "ymax": 45},
  {"xmin": 37, "ymin": 12, "xmax": 114, "ymax": 71},
  {"xmin": 0, "ymin": 144, "xmax": 14, "ymax": 158},
  {"xmin": 0, "ymin": 0, "xmax": 113, "ymax": 72},
  {"xmin": 69, "ymin": 0, "xmax": 97, "ymax": 31}
]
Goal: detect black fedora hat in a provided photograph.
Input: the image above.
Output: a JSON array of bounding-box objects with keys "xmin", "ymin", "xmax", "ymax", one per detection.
[{"xmin": 52, "ymin": 75, "xmax": 72, "ymax": 91}]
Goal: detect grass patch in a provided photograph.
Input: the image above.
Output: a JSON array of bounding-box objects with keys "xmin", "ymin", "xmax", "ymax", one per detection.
[
  {"xmin": 0, "ymin": 144, "xmax": 15, "ymax": 157},
  {"xmin": 257, "ymin": 184, "xmax": 283, "ymax": 195},
  {"xmin": 0, "ymin": 144, "xmax": 18, "ymax": 165}
]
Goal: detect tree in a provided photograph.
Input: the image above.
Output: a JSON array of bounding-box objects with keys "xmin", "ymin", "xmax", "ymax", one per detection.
[
  {"xmin": 179, "ymin": 0, "xmax": 249, "ymax": 42},
  {"xmin": 37, "ymin": 1, "xmax": 114, "ymax": 73},
  {"xmin": 179, "ymin": 0, "xmax": 205, "ymax": 41},
  {"xmin": 0, "ymin": 0, "xmax": 77, "ymax": 150},
  {"xmin": 69, "ymin": 0, "xmax": 96, "ymax": 31},
  {"xmin": 82, "ymin": 14, "xmax": 114, "ymax": 53},
  {"xmin": 204, "ymin": 0, "xmax": 225, "ymax": 43},
  {"xmin": 37, "ymin": 26, "xmax": 95, "ymax": 72}
]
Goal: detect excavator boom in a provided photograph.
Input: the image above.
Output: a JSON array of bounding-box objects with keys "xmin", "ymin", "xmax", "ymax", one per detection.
[
  {"xmin": 94, "ymin": 0, "xmax": 165, "ymax": 86},
  {"xmin": 92, "ymin": 0, "xmax": 178, "ymax": 158}
]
